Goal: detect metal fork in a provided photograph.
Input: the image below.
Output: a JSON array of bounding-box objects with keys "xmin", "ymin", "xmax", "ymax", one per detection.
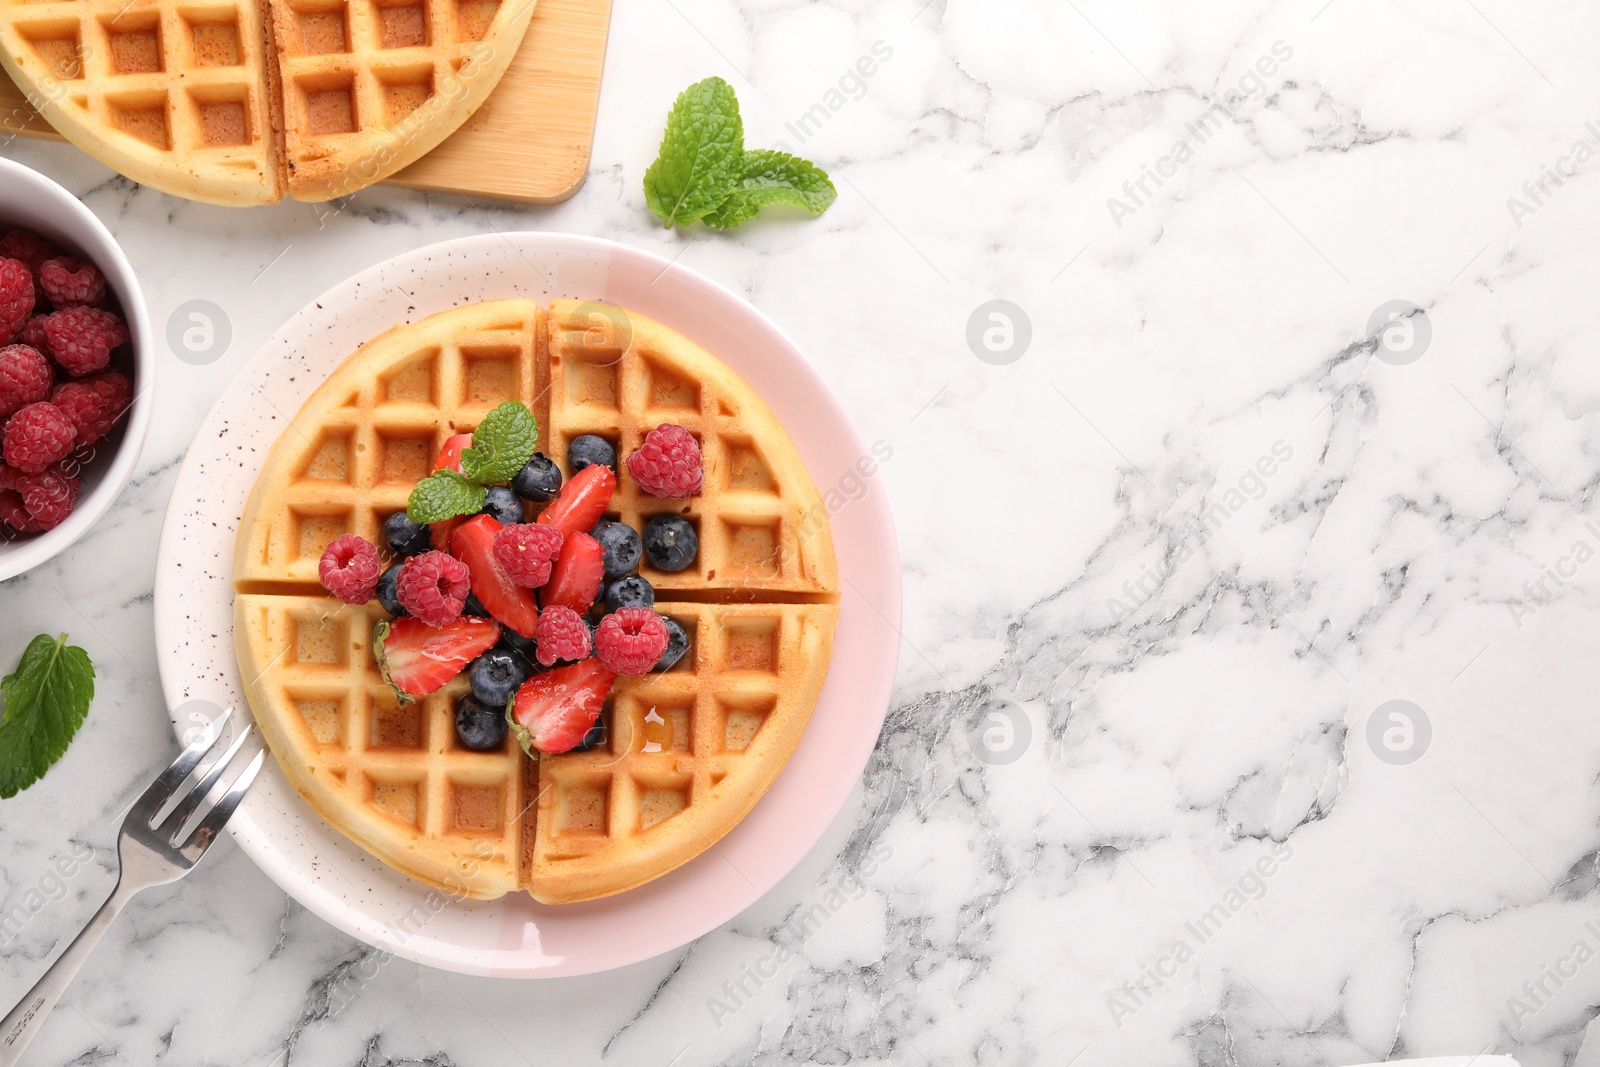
[{"xmin": 0, "ymin": 706, "xmax": 265, "ymax": 1067}]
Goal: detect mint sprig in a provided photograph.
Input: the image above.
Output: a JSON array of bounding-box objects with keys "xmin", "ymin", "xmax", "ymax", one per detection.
[
  {"xmin": 703, "ymin": 149, "xmax": 838, "ymax": 229},
  {"xmin": 460, "ymin": 402, "xmax": 539, "ymax": 486},
  {"xmin": 644, "ymin": 77, "xmax": 837, "ymax": 230},
  {"xmin": 644, "ymin": 77, "xmax": 745, "ymax": 227},
  {"xmin": 0, "ymin": 634, "xmax": 95, "ymax": 799},
  {"xmin": 405, "ymin": 402, "xmax": 539, "ymax": 524},
  {"xmin": 407, "ymin": 469, "xmax": 487, "ymax": 524}
]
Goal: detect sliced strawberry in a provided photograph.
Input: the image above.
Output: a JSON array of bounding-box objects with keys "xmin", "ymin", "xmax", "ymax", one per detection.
[
  {"xmin": 509, "ymin": 658, "xmax": 615, "ymax": 755},
  {"xmin": 541, "ymin": 531, "xmax": 604, "ymax": 613},
  {"xmin": 375, "ymin": 616, "xmax": 500, "ymax": 699},
  {"xmin": 434, "ymin": 433, "xmax": 473, "ymax": 474},
  {"xmin": 537, "ymin": 463, "xmax": 615, "ymax": 539},
  {"xmin": 429, "ymin": 515, "xmax": 461, "ymax": 553},
  {"xmin": 451, "ymin": 513, "xmax": 541, "ymax": 636}
]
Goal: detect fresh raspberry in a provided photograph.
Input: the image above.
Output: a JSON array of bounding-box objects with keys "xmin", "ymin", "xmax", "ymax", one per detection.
[
  {"xmin": 17, "ymin": 466, "xmax": 77, "ymax": 530},
  {"xmin": 318, "ymin": 533, "xmax": 382, "ymax": 605},
  {"xmin": 42, "ymin": 307, "xmax": 126, "ymax": 377},
  {"xmin": 86, "ymin": 368, "xmax": 131, "ymax": 405},
  {"xmin": 0, "ymin": 490, "xmax": 40, "ymax": 534},
  {"xmin": 0, "ymin": 463, "xmax": 19, "ymax": 492},
  {"xmin": 396, "ymin": 549, "xmax": 471, "ymax": 626},
  {"xmin": 3, "ymin": 401, "xmax": 75, "ymax": 473},
  {"xmin": 51, "ymin": 370, "xmax": 130, "ymax": 446},
  {"xmin": 625, "ymin": 423, "xmax": 703, "ymax": 498},
  {"xmin": 0, "ymin": 231, "xmax": 59, "ymax": 287},
  {"xmin": 534, "ymin": 605, "xmax": 592, "ymax": 666},
  {"xmin": 0, "ymin": 257, "xmax": 35, "ymax": 342},
  {"xmin": 594, "ymin": 607, "xmax": 669, "ymax": 676},
  {"xmin": 38, "ymin": 257, "xmax": 106, "ymax": 309},
  {"xmin": 19, "ymin": 314, "xmax": 48, "ymax": 352},
  {"xmin": 492, "ymin": 522, "xmax": 564, "ymax": 587},
  {"xmin": 0, "ymin": 344, "xmax": 52, "ymax": 418}
]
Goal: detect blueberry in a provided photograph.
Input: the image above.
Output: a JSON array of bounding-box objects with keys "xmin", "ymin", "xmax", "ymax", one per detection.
[
  {"xmin": 643, "ymin": 515, "xmax": 698, "ymax": 572},
  {"xmin": 480, "ymin": 484, "xmax": 524, "ymax": 525},
  {"xmin": 605, "ymin": 574, "xmax": 655, "ymax": 612},
  {"xmin": 511, "ymin": 453, "xmax": 562, "ymax": 502},
  {"xmin": 574, "ymin": 713, "xmax": 607, "ymax": 752},
  {"xmin": 592, "ymin": 521, "xmax": 642, "ymax": 577},
  {"xmin": 461, "ymin": 592, "xmax": 489, "ymax": 618},
  {"xmin": 455, "ymin": 694, "xmax": 508, "ymax": 751},
  {"xmin": 655, "ymin": 616, "xmax": 690, "ymax": 672},
  {"xmin": 384, "ymin": 512, "xmax": 431, "ymax": 556},
  {"xmin": 568, "ymin": 434, "xmax": 616, "ymax": 472},
  {"xmin": 376, "ymin": 563, "xmax": 406, "ymax": 617},
  {"xmin": 469, "ymin": 648, "xmax": 531, "ymax": 706},
  {"xmin": 497, "ymin": 628, "xmax": 539, "ymax": 664}
]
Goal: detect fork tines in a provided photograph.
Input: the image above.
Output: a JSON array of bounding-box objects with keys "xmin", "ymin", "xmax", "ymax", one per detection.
[{"xmin": 129, "ymin": 706, "xmax": 266, "ymax": 855}]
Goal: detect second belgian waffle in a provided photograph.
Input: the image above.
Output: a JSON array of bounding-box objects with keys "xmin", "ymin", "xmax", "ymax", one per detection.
[{"xmin": 0, "ymin": 0, "xmax": 536, "ymax": 204}]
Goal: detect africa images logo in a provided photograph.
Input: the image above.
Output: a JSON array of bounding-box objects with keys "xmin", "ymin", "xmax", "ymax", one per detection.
[
  {"xmin": 1505, "ymin": 119, "xmax": 1600, "ymax": 227},
  {"xmin": 1105, "ymin": 40, "xmax": 1294, "ymax": 228}
]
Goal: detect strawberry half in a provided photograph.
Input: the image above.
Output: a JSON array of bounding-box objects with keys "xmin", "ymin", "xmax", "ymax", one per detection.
[
  {"xmin": 537, "ymin": 463, "xmax": 615, "ymax": 539},
  {"xmin": 541, "ymin": 531, "xmax": 604, "ymax": 613},
  {"xmin": 509, "ymin": 658, "xmax": 615, "ymax": 755},
  {"xmin": 451, "ymin": 513, "xmax": 541, "ymax": 636},
  {"xmin": 434, "ymin": 433, "xmax": 473, "ymax": 474},
  {"xmin": 375, "ymin": 616, "xmax": 500, "ymax": 699},
  {"xmin": 429, "ymin": 515, "xmax": 462, "ymax": 553}
]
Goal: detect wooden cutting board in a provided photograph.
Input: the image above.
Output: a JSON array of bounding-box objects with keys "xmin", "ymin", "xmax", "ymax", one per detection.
[{"xmin": 0, "ymin": 0, "xmax": 611, "ymax": 204}]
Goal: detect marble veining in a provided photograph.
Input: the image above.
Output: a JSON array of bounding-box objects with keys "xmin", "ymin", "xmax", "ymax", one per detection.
[{"xmin": 5, "ymin": 0, "xmax": 1600, "ymax": 1064}]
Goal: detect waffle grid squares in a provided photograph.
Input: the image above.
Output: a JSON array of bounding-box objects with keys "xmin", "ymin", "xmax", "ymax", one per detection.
[
  {"xmin": 277, "ymin": 0, "xmax": 501, "ymax": 145},
  {"xmin": 546, "ymin": 305, "xmax": 823, "ymax": 594},
  {"xmin": 0, "ymin": 0, "xmax": 529, "ymax": 202},
  {"xmin": 0, "ymin": 0, "xmax": 272, "ymax": 155},
  {"xmin": 246, "ymin": 596, "xmax": 528, "ymax": 868},
  {"xmin": 235, "ymin": 300, "xmax": 839, "ymax": 903},
  {"xmin": 238, "ymin": 315, "xmax": 540, "ymax": 584},
  {"xmin": 534, "ymin": 602, "xmax": 794, "ymax": 864}
]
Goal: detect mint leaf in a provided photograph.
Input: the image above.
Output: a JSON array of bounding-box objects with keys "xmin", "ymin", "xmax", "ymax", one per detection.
[
  {"xmin": 0, "ymin": 634, "xmax": 94, "ymax": 799},
  {"xmin": 644, "ymin": 76, "xmax": 745, "ymax": 227},
  {"xmin": 407, "ymin": 469, "xmax": 486, "ymax": 524},
  {"xmin": 460, "ymin": 402, "xmax": 539, "ymax": 486},
  {"xmin": 703, "ymin": 149, "xmax": 837, "ymax": 229}
]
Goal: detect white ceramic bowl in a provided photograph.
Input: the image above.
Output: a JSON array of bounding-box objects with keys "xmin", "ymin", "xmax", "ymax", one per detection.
[{"xmin": 0, "ymin": 157, "xmax": 153, "ymax": 580}]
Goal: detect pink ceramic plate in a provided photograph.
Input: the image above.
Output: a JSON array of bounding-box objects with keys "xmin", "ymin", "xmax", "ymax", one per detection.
[{"xmin": 151, "ymin": 234, "xmax": 901, "ymax": 977}]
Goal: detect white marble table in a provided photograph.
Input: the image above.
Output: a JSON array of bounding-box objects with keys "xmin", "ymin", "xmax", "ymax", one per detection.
[{"xmin": 7, "ymin": 0, "xmax": 1600, "ymax": 1063}]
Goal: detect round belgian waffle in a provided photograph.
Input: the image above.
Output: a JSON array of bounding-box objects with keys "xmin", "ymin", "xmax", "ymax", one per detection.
[{"xmin": 232, "ymin": 298, "xmax": 840, "ymax": 904}]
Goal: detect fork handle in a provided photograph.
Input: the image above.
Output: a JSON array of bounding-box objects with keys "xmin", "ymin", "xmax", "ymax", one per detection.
[{"xmin": 0, "ymin": 876, "xmax": 136, "ymax": 1067}]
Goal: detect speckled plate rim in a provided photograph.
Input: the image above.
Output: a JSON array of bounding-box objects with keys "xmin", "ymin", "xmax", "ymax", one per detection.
[{"xmin": 151, "ymin": 232, "xmax": 901, "ymax": 978}]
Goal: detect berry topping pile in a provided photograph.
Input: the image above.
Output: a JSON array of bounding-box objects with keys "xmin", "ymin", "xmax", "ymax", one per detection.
[
  {"xmin": 0, "ymin": 229, "xmax": 135, "ymax": 539},
  {"xmin": 316, "ymin": 406, "xmax": 704, "ymax": 754}
]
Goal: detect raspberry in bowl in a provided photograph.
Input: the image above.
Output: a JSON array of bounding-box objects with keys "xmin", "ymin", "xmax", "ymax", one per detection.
[{"xmin": 0, "ymin": 157, "xmax": 152, "ymax": 581}]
